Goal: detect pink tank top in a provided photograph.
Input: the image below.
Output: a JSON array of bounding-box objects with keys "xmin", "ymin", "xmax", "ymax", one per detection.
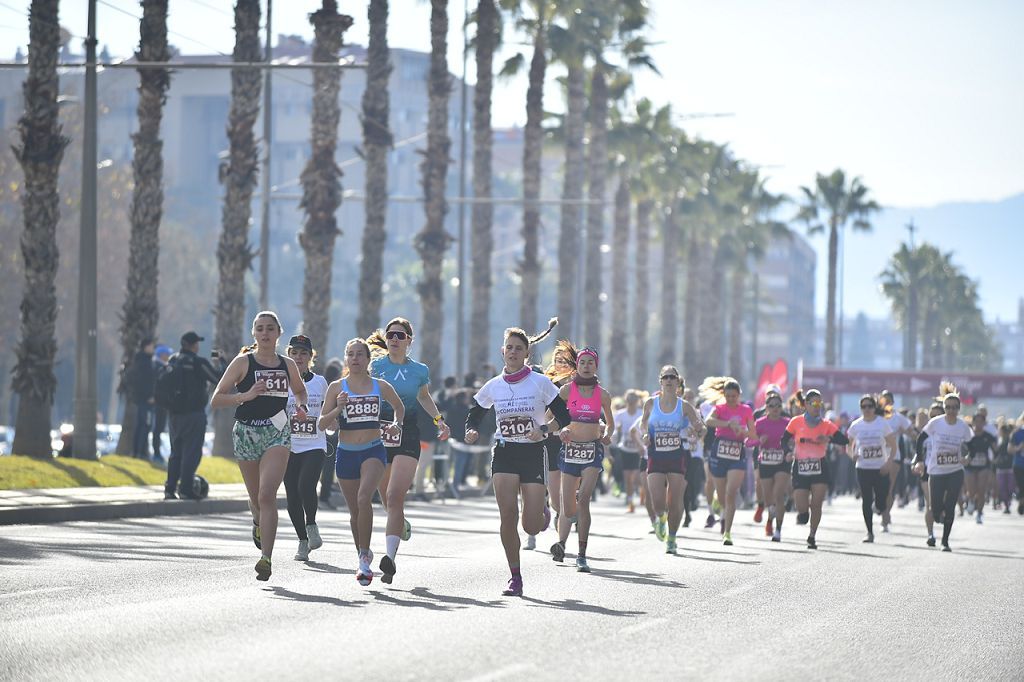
[{"xmin": 568, "ymin": 381, "xmax": 602, "ymax": 424}]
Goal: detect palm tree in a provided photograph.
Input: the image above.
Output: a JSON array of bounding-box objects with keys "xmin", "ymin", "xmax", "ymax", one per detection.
[
  {"xmin": 299, "ymin": 1, "xmax": 352, "ymax": 351},
  {"xmin": 356, "ymin": 0, "xmax": 393, "ymax": 336},
  {"xmin": 795, "ymin": 169, "xmax": 880, "ymax": 367},
  {"xmin": 115, "ymin": 0, "xmax": 171, "ymax": 456},
  {"xmin": 213, "ymin": 0, "xmax": 262, "ymax": 456},
  {"xmin": 469, "ymin": 0, "xmax": 499, "ymax": 367},
  {"xmin": 415, "ymin": 0, "xmax": 453, "ymax": 374},
  {"xmin": 880, "ymin": 238, "xmax": 927, "ymax": 369},
  {"xmin": 11, "ymin": 0, "xmax": 69, "ymax": 457}
]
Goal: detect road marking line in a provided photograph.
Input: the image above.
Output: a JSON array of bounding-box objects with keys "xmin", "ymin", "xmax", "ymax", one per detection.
[
  {"xmin": 0, "ymin": 586, "xmax": 75, "ymax": 600},
  {"xmin": 720, "ymin": 584, "xmax": 755, "ymax": 599},
  {"xmin": 620, "ymin": 617, "xmax": 667, "ymax": 636},
  {"xmin": 463, "ymin": 663, "xmax": 533, "ymax": 682}
]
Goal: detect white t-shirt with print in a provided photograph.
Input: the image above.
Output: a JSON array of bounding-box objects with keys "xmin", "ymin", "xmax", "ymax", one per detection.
[
  {"xmin": 287, "ymin": 374, "xmax": 329, "ymax": 453},
  {"xmin": 473, "ymin": 371, "xmax": 560, "ymax": 444},
  {"xmin": 922, "ymin": 416, "xmax": 971, "ymax": 475},
  {"xmin": 614, "ymin": 408, "xmax": 642, "ymax": 452},
  {"xmin": 847, "ymin": 416, "xmax": 893, "ymax": 470}
]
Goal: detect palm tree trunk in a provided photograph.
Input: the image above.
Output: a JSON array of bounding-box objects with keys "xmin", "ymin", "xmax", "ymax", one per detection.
[
  {"xmin": 213, "ymin": 0, "xmax": 262, "ymax": 457},
  {"xmin": 583, "ymin": 64, "xmax": 608, "ymax": 348},
  {"xmin": 516, "ymin": 6, "xmax": 543, "ymax": 336},
  {"xmin": 682, "ymin": 226, "xmax": 700, "ymax": 379},
  {"xmin": 728, "ymin": 262, "xmax": 746, "ymax": 383},
  {"xmin": 694, "ymin": 233, "xmax": 717, "ymax": 381},
  {"xmin": 557, "ymin": 63, "xmax": 585, "ymax": 339},
  {"xmin": 356, "ymin": 0, "xmax": 392, "ymax": 336},
  {"xmin": 631, "ymin": 198, "xmax": 652, "ymax": 386},
  {"xmin": 657, "ymin": 209, "xmax": 678, "ymax": 366},
  {"xmin": 11, "ymin": 0, "xmax": 69, "ymax": 457},
  {"xmin": 825, "ymin": 220, "xmax": 838, "ymax": 366},
  {"xmin": 706, "ymin": 245, "xmax": 727, "ymax": 377},
  {"xmin": 470, "ymin": 0, "xmax": 498, "ymax": 370},
  {"xmin": 906, "ymin": 286, "xmax": 918, "ymax": 370},
  {"xmin": 608, "ymin": 176, "xmax": 630, "ymax": 391},
  {"xmin": 415, "ymin": 0, "xmax": 452, "ymax": 374},
  {"xmin": 116, "ymin": 0, "xmax": 170, "ymax": 456},
  {"xmin": 299, "ymin": 2, "xmax": 352, "ymax": 351}
]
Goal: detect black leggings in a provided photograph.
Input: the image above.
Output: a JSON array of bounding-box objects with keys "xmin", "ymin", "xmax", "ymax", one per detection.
[
  {"xmin": 929, "ymin": 469, "xmax": 965, "ymax": 544},
  {"xmin": 856, "ymin": 468, "xmax": 889, "ymax": 534},
  {"xmin": 685, "ymin": 457, "xmax": 705, "ymax": 512},
  {"xmin": 284, "ymin": 449, "xmax": 326, "ymax": 540},
  {"xmin": 1015, "ymin": 468, "xmax": 1024, "ymax": 506}
]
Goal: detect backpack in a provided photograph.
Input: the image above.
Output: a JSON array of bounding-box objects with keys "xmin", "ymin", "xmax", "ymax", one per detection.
[{"xmin": 154, "ymin": 355, "xmax": 188, "ymax": 412}]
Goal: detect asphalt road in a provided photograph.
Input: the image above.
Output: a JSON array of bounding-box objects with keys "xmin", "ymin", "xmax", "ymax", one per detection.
[{"xmin": 2, "ymin": 493, "xmax": 1022, "ymax": 681}]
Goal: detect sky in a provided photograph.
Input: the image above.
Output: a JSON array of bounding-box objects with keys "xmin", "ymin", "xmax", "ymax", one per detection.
[{"xmin": 1, "ymin": 0, "xmax": 1022, "ymax": 319}]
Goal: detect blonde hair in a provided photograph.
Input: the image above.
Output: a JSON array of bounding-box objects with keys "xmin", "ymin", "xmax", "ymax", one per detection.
[{"xmin": 698, "ymin": 376, "xmax": 737, "ymax": 405}]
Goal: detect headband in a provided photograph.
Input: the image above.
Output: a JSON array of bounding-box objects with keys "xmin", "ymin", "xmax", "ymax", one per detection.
[{"xmin": 577, "ymin": 347, "xmax": 599, "ymax": 368}]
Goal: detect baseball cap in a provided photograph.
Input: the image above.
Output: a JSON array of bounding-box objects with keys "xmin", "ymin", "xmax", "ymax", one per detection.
[
  {"xmin": 181, "ymin": 331, "xmax": 204, "ymax": 346},
  {"xmin": 288, "ymin": 334, "xmax": 313, "ymax": 352},
  {"xmin": 155, "ymin": 344, "xmax": 172, "ymax": 357}
]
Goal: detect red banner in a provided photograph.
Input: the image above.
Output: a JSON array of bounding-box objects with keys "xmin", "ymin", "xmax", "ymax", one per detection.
[{"xmin": 799, "ymin": 368, "xmax": 1024, "ymax": 399}]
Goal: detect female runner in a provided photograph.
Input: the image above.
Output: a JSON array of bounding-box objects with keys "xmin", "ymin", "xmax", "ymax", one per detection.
[
  {"xmin": 319, "ymin": 338, "xmax": 404, "ymax": 585},
  {"xmin": 755, "ymin": 391, "xmax": 792, "ymax": 542},
  {"xmin": 465, "ymin": 322, "xmax": 568, "ymax": 596},
  {"xmin": 846, "ymin": 394, "xmax": 897, "ymax": 543},
  {"xmin": 210, "ymin": 311, "xmax": 308, "ymax": 581},
  {"xmin": 550, "ymin": 348, "xmax": 615, "ymax": 571},
  {"xmin": 367, "ymin": 318, "xmax": 450, "ymax": 583},
  {"xmin": 702, "ymin": 377, "xmax": 755, "ymax": 546}
]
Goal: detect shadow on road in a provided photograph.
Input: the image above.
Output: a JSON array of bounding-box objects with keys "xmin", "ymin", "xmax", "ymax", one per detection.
[
  {"xmin": 368, "ymin": 590, "xmax": 453, "ymax": 611},
  {"xmin": 521, "ymin": 596, "xmax": 646, "ymax": 617},
  {"xmin": 264, "ymin": 585, "xmax": 364, "ymax": 608},
  {"xmin": 675, "ymin": 551, "xmax": 761, "ymax": 566},
  {"xmin": 588, "ymin": 567, "xmax": 689, "ymax": 589},
  {"xmin": 405, "ymin": 586, "xmax": 507, "ymax": 609},
  {"xmin": 303, "ymin": 561, "xmax": 354, "ymax": 575},
  {"xmin": 893, "ymin": 543, "xmax": 1022, "ymax": 560},
  {"xmin": 813, "ymin": 548, "xmax": 895, "ymax": 560}
]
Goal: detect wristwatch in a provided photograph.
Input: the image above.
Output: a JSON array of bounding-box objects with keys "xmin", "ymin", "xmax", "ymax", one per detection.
[{"xmin": 540, "ymin": 424, "xmax": 549, "ymax": 436}]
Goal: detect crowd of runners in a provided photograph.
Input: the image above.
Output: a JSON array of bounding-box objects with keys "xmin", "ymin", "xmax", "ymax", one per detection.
[{"xmin": 210, "ymin": 312, "xmax": 1024, "ymax": 594}]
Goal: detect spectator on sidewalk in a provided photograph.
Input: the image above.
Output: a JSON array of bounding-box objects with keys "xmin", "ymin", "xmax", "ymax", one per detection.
[
  {"xmin": 164, "ymin": 331, "xmax": 223, "ymax": 500},
  {"xmin": 151, "ymin": 345, "xmax": 173, "ymax": 465},
  {"xmin": 129, "ymin": 337, "xmax": 157, "ymax": 459}
]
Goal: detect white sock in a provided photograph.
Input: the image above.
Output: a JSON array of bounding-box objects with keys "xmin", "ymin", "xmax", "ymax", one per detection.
[
  {"xmin": 386, "ymin": 534, "xmax": 400, "ymax": 560},
  {"xmin": 707, "ymin": 501, "xmax": 714, "ymax": 515}
]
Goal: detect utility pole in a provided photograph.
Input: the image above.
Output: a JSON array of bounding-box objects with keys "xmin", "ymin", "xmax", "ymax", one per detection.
[
  {"xmin": 73, "ymin": 0, "xmax": 98, "ymax": 459},
  {"xmin": 455, "ymin": 0, "xmax": 469, "ymax": 376},
  {"xmin": 258, "ymin": 0, "xmax": 273, "ymax": 310},
  {"xmin": 906, "ymin": 218, "xmax": 916, "ymax": 249}
]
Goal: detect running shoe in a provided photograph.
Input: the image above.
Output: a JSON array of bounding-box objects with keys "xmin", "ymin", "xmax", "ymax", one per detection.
[
  {"xmin": 797, "ymin": 511, "xmax": 810, "ymax": 525},
  {"xmin": 576, "ymin": 556, "xmax": 591, "ymax": 573},
  {"xmin": 542, "ymin": 505, "xmax": 552, "ymax": 531},
  {"xmin": 966, "ymin": 500, "xmax": 975, "ymax": 515},
  {"xmin": 295, "ymin": 540, "xmax": 310, "ymax": 561},
  {"xmin": 723, "ymin": 532, "xmax": 733, "ymax": 546},
  {"xmin": 976, "ymin": 513, "xmax": 983, "ymax": 525},
  {"xmin": 255, "ymin": 557, "xmax": 272, "ymax": 581},
  {"xmin": 862, "ymin": 534, "xmax": 874, "ymax": 544},
  {"xmin": 550, "ymin": 541, "xmax": 566, "ymax": 562},
  {"xmin": 666, "ymin": 539, "xmax": 678, "ymax": 555},
  {"xmin": 502, "ymin": 575, "xmax": 523, "ymax": 597},
  {"xmin": 753, "ymin": 504, "xmax": 764, "ymax": 523},
  {"xmin": 252, "ymin": 523, "xmax": 261, "ymax": 550},
  {"xmin": 401, "ymin": 518, "xmax": 412, "ymax": 541},
  {"xmin": 926, "ymin": 536, "xmax": 936, "ymax": 547},
  {"xmin": 806, "ymin": 535, "xmax": 817, "ymax": 550},
  {"xmin": 683, "ymin": 512, "xmax": 691, "ymax": 528},
  {"xmin": 379, "ymin": 555, "xmax": 397, "ymax": 584},
  {"xmin": 525, "ymin": 535, "xmax": 536, "ymax": 551},
  {"xmin": 704, "ymin": 514, "xmax": 716, "ymax": 529},
  {"xmin": 655, "ymin": 514, "xmax": 668, "ymax": 542},
  {"xmin": 771, "ymin": 530, "xmax": 781, "ymax": 543},
  {"xmin": 941, "ymin": 542, "xmax": 952, "ymax": 553},
  {"xmin": 306, "ymin": 524, "xmax": 323, "ymax": 550},
  {"xmin": 765, "ymin": 517, "xmax": 774, "ymax": 537},
  {"xmin": 357, "ymin": 553, "xmax": 374, "ymax": 586},
  {"xmin": 1004, "ymin": 508, "xmax": 1011, "ymax": 515}
]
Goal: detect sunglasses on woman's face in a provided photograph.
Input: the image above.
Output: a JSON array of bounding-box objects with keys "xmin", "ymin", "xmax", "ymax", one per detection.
[
  {"xmin": 385, "ymin": 331, "xmax": 409, "ymax": 340},
  {"xmin": 767, "ymin": 401, "xmax": 782, "ymax": 408},
  {"xmin": 860, "ymin": 403, "xmax": 875, "ymax": 410},
  {"xmin": 660, "ymin": 375, "xmax": 679, "ymax": 381}
]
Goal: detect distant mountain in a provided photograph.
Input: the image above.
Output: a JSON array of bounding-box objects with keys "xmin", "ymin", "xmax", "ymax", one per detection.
[{"xmin": 805, "ymin": 193, "xmax": 1024, "ymax": 323}]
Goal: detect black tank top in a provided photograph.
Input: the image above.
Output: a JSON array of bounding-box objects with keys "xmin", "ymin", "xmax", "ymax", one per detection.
[{"xmin": 234, "ymin": 353, "xmax": 290, "ymax": 423}]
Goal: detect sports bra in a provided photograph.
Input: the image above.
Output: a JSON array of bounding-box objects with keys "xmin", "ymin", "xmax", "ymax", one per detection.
[
  {"xmin": 338, "ymin": 378, "xmax": 382, "ymax": 431},
  {"xmin": 567, "ymin": 381, "xmax": 602, "ymax": 424}
]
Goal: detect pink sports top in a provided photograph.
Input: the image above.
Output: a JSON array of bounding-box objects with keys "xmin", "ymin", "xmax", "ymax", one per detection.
[{"xmin": 567, "ymin": 381, "xmax": 602, "ymax": 424}]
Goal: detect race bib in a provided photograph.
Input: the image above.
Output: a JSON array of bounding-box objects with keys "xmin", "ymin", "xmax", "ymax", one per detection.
[
  {"xmin": 498, "ymin": 416, "xmax": 534, "ymax": 442},
  {"xmin": 254, "ymin": 369, "xmax": 289, "ymax": 398},
  {"xmin": 935, "ymin": 451, "xmax": 959, "ymax": 467},
  {"xmin": 969, "ymin": 455, "xmax": 988, "ymax": 468},
  {"xmin": 797, "ymin": 458, "xmax": 823, "ymax": 475},
  {"xmin": 760, "ymin": 448, "xmax": 784, "ymax": 465},
  {"xmin": 717, "ymin": 440, "xmax": 743, "ymax": 461},
  {"xmin": 654, "ymin": 432, "xmax": 682, "ymax": 452},
  {"xmin": 344, "ymin": 395, "xmax": 381, "ymax": 423},
  {"xmin": 861, "ymin": 446, "xmax": 883, "ymax": 461},
  {"xmin": 382, "ymin": 424, "xmax": 402, "ymax": 447},
  {"xmin": 290, "ymin": 415, "xmax": 318, "ymax": 439},
  {"xmin": 563, "ymin": 441, "xmax": 597, "ymax": 464}
]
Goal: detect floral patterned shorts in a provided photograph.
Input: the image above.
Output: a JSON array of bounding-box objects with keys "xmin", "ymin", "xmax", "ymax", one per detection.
[{"xmin": 232, "ymin": 420, "xmax": 291, "ymax": 461}]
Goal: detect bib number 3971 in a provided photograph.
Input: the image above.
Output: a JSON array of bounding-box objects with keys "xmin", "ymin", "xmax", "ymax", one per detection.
[
  {"xmin": 255, "ymin": 369, "xmax": 289, "ymax": 398},
  {"xmin": 797, "ymin": 458, "xmax": 823, "ymax": 475},
  {"xmin": 498, "ymin": 416, "xmax": 534, "ymax": 441}
]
